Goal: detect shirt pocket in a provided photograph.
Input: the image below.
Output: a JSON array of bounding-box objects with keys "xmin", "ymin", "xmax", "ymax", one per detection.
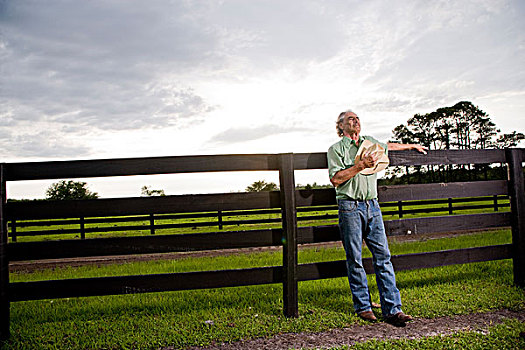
[{"xmin": 342, "ymin": 153, "xmax": 355, "ymax": 168}]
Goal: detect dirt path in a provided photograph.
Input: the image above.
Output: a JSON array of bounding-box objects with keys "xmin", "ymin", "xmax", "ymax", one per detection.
[
  {"xmin": 9, "ymin": 231, "xmax": 485, "ymax": 273},
  {"xmin": 181, "ymin": 309, "xmax": 525, "ymax": 350},
  {"xmin": 9, "ymin": 242, "xmax": 343, "ymax": 273}
]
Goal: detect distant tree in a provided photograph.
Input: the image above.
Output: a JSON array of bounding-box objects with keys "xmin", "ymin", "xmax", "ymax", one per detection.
[
  {"xmin": 246, "ymin": 180, "xmax": 279, "ymax": 192},
  {"xmin": 7, "ymin": 198, "xmax": 46, "ymax": 202},
  {"xmin": 392, "ymin": 124, "xmax": 415, "ymax": 145},
  {"xmin": 496, "ymin": 131, "xmax": 525, "ymax": 148},
  {"xmin": 399, "ymin": 112, "xmax": 440, "ymax": 149},
  {"xmin": 295, "ymin": 182, "xmax": 332, "ymax": 190},
  {"xmin": 45, "ymin": 180, "xmax": 99, "ymax": 200},
  {"xmin": 141, "ymin": 185, "xmax": 166, "ymax": 197},
  {"xmin": 472, "ymin": 114, "xmax": 499, "ymax": 149},
  {"xmin": 447, "ymin": 101, "xmax": 499, "ymax": 149},
  {"xmin": 433, "ymin": 107, "xmax": 454, "ymax": 149}
]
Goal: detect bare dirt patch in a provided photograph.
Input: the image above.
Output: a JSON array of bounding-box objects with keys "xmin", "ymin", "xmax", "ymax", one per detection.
[
  {"xmin": 181, "ymin": 309, "xmax": 525, "ymax": 350},
  {"xmin": 9, "ymin": 230, "xmax": 486, "ymax": 273}
]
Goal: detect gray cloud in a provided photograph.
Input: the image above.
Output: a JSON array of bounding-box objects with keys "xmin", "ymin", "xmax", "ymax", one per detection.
[
  {"xmin": 1, "ymin": 1, "xmax": 222, "ymax": 68},
  {"xmin": 356, "ymin": 97, "xmax": 413, "ymax": 113},
  {"xmin": 197, "ymin": 1, "xmax": 347, "ymax": 64},
  {"xmin": 1, "ymin": 1, "xmax": 222, "ymax": 135},
  {"xmin": 354, "ymin": 92, "xmax": 463, "ymax": 115},
  {"xmin": 1, "ymin": 81, "xmax": 216, "ymax": 133},
  {"xmin": 45, "ymin": 85, "xmax": 217, "ymax": 131},
  {"xmin": 0, "ymin": 128, "xmax": 10, "ymax": 140},
  {"xmin": 210, "ymin": 124, "xmax": 311, "ymax": 145},
  {"xmin": 1, "ymin": 131, "xmax": 92, "ymax": 158},
  {"xmin": 1, "ymin": 0, "xmax": 347, "ymax": 139},
  {"xmin": 362, "ymin": 1, "xmax": 525, "ymax": 96}
]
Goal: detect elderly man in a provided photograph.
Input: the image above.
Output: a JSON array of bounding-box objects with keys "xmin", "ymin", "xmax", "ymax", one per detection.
[{"xmin": 327, "ymin": 110, "xmax": 427, "ymax": 327}]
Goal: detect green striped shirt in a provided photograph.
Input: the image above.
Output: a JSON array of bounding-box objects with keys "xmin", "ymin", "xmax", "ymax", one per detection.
[{"xmin": 327, "ymin": 135, "xmax": 388, "ymax": 200}]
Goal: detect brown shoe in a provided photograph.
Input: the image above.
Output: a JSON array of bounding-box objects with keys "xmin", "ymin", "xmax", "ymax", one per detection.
[
  {"xmin": 385, "ymin": 312, "xmax": 413, "ymax": 327},
  {"xmin": 396, "ymin": 312, "xmax": 413, "ymax": 322},
  {"xmin": 371, "ymin": 302, "xmax": 381, "ymax": 309},
  {"xmin": 358, "ymin": 311, "xmax": 377, "ymax": 322}
]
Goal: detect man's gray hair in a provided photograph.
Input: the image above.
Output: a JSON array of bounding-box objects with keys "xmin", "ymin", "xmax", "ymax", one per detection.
[{"xmin": 336, "ymin": 109, "xmax": 356, "ymax": 137}]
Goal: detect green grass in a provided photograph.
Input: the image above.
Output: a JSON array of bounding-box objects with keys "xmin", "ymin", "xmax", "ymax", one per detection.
[
  {"xmin": 380, "ymin": 196, "xmax": 510, "ymax": 220},
  {"xmin": 9, "ymin": 229, "xmax": 511, "ymax": 281},
  {"xmin": 4, "ymin": 229, "xmax": 524, "ymax": 349}
]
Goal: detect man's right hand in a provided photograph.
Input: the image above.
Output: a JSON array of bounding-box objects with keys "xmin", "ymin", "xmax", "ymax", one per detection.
[
  {"xmin": 361, "ymin": 153, "xmax": 379, "ymax": 169},
  {"xmin": 331, "ymin": 153, "xmax": 378, "ymax": 187}
]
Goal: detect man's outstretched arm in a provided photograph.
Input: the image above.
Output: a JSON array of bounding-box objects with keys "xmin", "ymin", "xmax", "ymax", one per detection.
[{"xmin": 387, "ymin": 142, "xmax": 428, "ymax": 154}]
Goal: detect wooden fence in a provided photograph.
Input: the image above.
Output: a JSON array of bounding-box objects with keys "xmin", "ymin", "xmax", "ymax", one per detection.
[
  {"xmin": 1, "ymin": 149, "xmax": 524, "ymax": 340},
  {"xmin": 6, "ymin": 195, "xmax": 510, "ymax": 241}
]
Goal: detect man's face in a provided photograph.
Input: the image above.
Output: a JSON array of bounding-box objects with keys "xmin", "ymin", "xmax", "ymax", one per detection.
[{"xmin": 340, "ymin": 112, "xmax": 361, "ymax": 136}]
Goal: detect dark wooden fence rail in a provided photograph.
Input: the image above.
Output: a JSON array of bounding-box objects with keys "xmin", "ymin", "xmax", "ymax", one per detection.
[{"xmin": 1, "ymin": 149, "xmax": 524, "ymax": 340}]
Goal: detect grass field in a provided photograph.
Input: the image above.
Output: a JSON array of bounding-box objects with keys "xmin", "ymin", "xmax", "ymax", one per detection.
[{"xmin": 3, "ymin": 229, "xmax": 524, "ymax": 350}]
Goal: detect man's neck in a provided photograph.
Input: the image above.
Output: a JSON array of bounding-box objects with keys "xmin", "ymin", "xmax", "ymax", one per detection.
[{"xmin": 344, "ymin": 132, "xmax": 360, "ymax": 143}]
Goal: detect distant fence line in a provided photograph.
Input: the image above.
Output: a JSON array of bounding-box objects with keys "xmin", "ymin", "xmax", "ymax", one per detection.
[
  {"xmin": 1, "ymin": 148, "xmax": 524, "ymax": 341},
  {"xmin": 6, "ymin": 195, "xmax": 511, "ymax": 241}
]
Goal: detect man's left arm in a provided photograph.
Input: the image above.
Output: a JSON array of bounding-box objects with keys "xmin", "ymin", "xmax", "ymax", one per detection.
[{"xmin": 387, "ymin": 142, "xmax": 428, "ymax": 154}]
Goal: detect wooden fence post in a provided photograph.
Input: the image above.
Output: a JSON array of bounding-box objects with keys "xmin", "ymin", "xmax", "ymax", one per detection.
[
  {"xmin": 506, "ymin": 149, "xmax": 525, "ymax": 288},
  {"xmin": 0, "ymin": 164, "xmax": 10, "ymax": 340},
  {"xmin": 149, "ymin": 214, "xmax": 155, "ymax": 235},
  {"xmin": 397, "ymin": 201, "xmax": 403, "ymax": 219},
  {"xmin": 279, "ymin": 153, "xmax": 298, "ymax": 318},
  {"xmin": 10, "ymin": 220, "xmax": 16, "ymax": 243},
  {"xmin": 218, "ymin": 211, "xmax": 223, "ymax": 230},
  {"xmin": 80, "ymin": 217, "xmax": 86, "ymax": 240}
]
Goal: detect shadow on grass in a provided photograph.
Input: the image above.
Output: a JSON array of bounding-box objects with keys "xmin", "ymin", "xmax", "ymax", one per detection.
[
  {"xmin": 395, "ymin": 260, "xmax": 513, "ymax": 290},
  {"xmin": 297, "ymin": 260, "xmax": 516, "ymax": 313}
]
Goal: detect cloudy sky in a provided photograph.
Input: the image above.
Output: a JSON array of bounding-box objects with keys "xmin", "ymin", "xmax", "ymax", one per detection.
[{"xmin": 2, "ymin": 0, "xmax": 524, "ymax": 198}]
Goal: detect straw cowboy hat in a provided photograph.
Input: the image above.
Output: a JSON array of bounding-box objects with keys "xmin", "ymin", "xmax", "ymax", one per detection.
[{"xmin": 354, "ymin": 140, "xmax": 390, "ymax": 175}]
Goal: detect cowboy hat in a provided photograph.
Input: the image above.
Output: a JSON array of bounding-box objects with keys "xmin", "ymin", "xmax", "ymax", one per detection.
[{"xmin": 354, "ymin": 139, "xmax": 390, "ymax": 175}]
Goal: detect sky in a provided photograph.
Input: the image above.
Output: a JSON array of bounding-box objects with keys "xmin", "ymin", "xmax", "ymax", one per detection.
[{"xmin": 1, "ymin": 0, "xmax": 525, "ymax": 199}]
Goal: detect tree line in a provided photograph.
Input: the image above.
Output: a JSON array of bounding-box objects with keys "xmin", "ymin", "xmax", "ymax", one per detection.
[
  {"xmin": 384, "ymin": 101, "xmax": 524, "ymax": 185},
  {"xmin": 391, "ymin": 101, "xmax": 523, "ymax": 150}
]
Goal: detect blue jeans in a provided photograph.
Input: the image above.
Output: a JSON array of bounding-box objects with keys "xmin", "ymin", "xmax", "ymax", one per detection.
[{"xmin": 338, "ymin": 199, "xmax": 402, "ymax": 317}]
